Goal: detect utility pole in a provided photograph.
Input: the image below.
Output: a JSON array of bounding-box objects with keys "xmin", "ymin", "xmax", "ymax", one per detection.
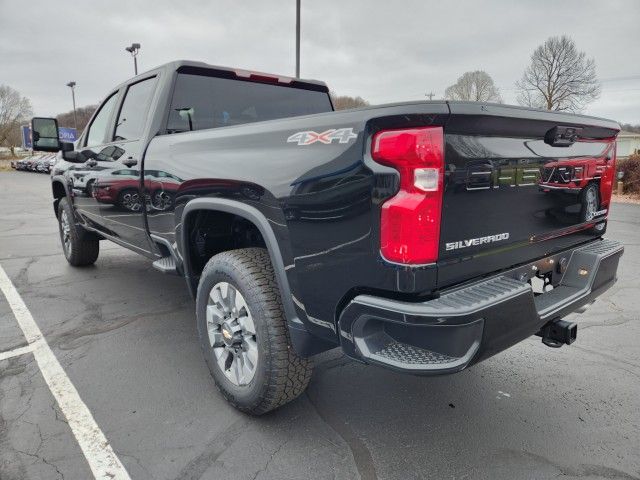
[
  {"xmin": 426, "ymin": 92, "xmax": 435, "ymax": 101},
  {"xmin": 66, "ymin": 81, "xmax": 77, "ymax": 130},
  {"xmin": 125, "ymin": 43, "xmax": 141, "ymax": 75},
  {"xmin": 295, "ymin": 0, "xmax": 301, "ymax": 78}
]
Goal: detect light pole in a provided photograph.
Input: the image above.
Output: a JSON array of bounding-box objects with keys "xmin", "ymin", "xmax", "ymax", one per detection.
[
  {"xmin": 66, "ymin": 81, "xmax": 77, "ymax": 130},
  {"xmin": 125, "ymin": 43, "xmax": 141, "ymax": 75},
  {"xmin": 295, "ymin": 0, "xmax": 300, "ymax": 78}
]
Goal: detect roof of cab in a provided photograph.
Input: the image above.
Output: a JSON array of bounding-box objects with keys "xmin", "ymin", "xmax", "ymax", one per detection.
[{"xmin": 124, "ymin": 59, "xmax": 328, "ymax": 90}]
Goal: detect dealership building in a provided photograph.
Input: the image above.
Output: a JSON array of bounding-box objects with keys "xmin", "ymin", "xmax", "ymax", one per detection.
[{"xmin": 617, "ymin": 131, "xmax": 640, "ymax": 159}]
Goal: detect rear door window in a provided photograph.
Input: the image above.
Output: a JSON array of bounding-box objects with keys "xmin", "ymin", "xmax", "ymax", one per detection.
[
  {"xmin": 166, "ymin": 73, "xmax": 332, "ymax": 133},
  {"xmin": 113, "ymin": 76, "xmax": 158, "ymax": 141}
]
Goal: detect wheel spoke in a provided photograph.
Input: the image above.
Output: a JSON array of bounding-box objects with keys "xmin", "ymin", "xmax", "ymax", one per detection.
[
  {"xmin": 234, "ymin": 291, "xmax": 245, "ymax": 314},
  {"xmin": 208, "ymin": 330, "xmax": 223, "ymax": 348},
  {"xmin": 209, "ymin": 286, "xmax": 220, "ymax": 304},
  {"xmin": 223, "ymin": 354, "xmax": 237, "ymax": 384},
  {"xmin": 219, "ymin": 283, "xmax": 232, "ymax": 313},
  {"xmin": 241, "ymin": 358, "xmax": 253, "ymax": 383},
  {"xmin": 226, "ymin": 285, "xmax": 236, "ymax": 313},
  {"xmin": 238, "ymin": 314, "xmax": 256, "ymax": 335},
  {"xmin": 234, "ymin": 353, "xmax": 245, "ymax": 384},
  {"xmin": 206, "ymin": 305, "xmax": 224, "ymax": 325},
  {"xmin": 215, "ymin": 348, "xmax": 229, "ymax": 375},
  {"xmin": 210, "ymin": 286, "xmax": 228, "ymax": 313},
  {"xmin": 239, "ymin": 352, "xmax": 254, "ymax": 385},
  {"xmin": 244, "ymin": 338, "xmax": 258, "ymax": 368}
]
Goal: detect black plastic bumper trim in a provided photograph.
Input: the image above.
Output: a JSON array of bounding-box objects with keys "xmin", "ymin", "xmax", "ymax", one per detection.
[{"xmin": 338, "ymin": 238, "xmax": 623, "ymax": 374}]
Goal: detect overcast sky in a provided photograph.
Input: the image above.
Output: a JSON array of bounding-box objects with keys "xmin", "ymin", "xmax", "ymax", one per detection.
[{"xmin": 1, "ymin": 0, "xmax": 639, "ymax": 124}]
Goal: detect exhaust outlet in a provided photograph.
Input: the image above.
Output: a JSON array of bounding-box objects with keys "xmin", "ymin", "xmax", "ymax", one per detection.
[{"xmin": 536, "ymin": 319, "xmax": 577, "ymax": 348}]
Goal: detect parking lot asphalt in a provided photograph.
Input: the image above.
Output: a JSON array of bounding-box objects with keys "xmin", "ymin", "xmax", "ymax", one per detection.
[{"xmin": 0, "ymin": 171, "xmax": 639, "ymax": 480}]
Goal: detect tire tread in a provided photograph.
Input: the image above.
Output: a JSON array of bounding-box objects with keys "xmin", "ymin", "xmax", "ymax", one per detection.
[
  {"xmin": 198, "ymin": 248, "xmax": 312, "ymax": 415},
  {"xmin": 58, "ymin": 198, "xmax": 99, "ymax": 267}
]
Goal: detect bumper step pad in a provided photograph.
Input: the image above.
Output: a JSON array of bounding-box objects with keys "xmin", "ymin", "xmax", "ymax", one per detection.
[{"xmin": 374, "ymin": 342, "xmax": 456, "ymax": 366}]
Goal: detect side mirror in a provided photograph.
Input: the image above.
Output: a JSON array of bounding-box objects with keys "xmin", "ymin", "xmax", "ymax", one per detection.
[
  {"xmin": 31, "ymin": 117, "xmax": 61, "ymax": 152},
  {"xmin": 60, "ymin": 141, "xmax": 85, "ymax": 162}
]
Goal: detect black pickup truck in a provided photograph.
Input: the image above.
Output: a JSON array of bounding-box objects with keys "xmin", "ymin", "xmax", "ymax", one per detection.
[{"xmin": 31, "ymin": 60, "xmax": 623, "ymax": 414}]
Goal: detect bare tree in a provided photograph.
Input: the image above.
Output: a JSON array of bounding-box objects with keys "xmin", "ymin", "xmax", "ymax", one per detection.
[
  {"xmin": 0, "ymin": 85, "xmax": 33, "ymax": 155},
  {"xmin": 3, "ymin": 124, "xmax": 24, "ymax": 154},
  {"xmin": 516, "ymin": 35, "xmax": 600, "ymax": 112},
  {"xmin": 620, "ymin": 123, "xmax": 640, "ymax": 134},
  {"xmin": 444, "ymin": 71, "xmax": 502, "ymax": 102},
  {"xmin": 56, "ymin": 104, "xmax": 97, "ymax": 132},
  {"xmin": 330, "ymin": 92, "xmax": 369, "ymax": 110}
]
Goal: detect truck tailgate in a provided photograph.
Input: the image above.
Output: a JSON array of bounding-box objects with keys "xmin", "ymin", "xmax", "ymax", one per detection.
[{"xmin": 437, "ymin": 103, "xmax": 619, "ymax": 288}]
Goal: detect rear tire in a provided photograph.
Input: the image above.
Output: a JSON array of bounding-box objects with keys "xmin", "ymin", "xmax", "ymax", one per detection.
[
  {"xmin": 57, "ymin": 198, "xmax": 99, "ymax": 267},
  {"xmin": 196, "ymin": 248, "xmax": 313, "ymax": 415}
]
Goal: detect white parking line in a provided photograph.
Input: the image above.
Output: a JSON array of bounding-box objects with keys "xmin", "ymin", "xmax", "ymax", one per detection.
[
  {"xmin": 0, "ymin": 343, "xmax": 34, "ymax": 361},
  {"xmin": 0, "ymin": 264, "xmax": 132, "ymax": 480}
]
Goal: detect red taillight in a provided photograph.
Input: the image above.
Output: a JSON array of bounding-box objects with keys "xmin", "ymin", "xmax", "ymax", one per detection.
[
  {"xmin": 600, "ymin": 142, "xmax": 617, "ymax": 208},
  {"xmin": 372, "ymin": 126, "xmax": 444, "ymax": 264}
]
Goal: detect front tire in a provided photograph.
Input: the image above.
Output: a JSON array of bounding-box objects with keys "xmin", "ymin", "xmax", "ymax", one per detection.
[
  {"xmin": 196, "ymin": 248, "xmax": 313, "ymax": 415},
  {"xmin": 57, "ymin": 198, "xmax": 99, "ymax": 266}
]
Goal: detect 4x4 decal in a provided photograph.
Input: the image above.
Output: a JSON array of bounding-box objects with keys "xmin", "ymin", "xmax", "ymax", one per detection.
[{"xmin": 287, "ymin": 128, "xmax": 357, "ymax": 146}]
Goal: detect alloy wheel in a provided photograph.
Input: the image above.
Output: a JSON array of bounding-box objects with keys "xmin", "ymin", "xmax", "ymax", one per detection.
[
  {"xmin": 121, "ymin": 192, "xmax": 142, "ymax": 212},
  {"xmin": 60, "ymin": 210, "xmax": 72, "ymax": 256},
  {"xmin": 206, "ymin": 282, "xmax": 258, "ymax": 386}
]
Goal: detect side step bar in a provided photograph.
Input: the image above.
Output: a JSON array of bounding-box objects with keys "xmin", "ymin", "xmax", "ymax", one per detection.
[
  {"xmin": 152, "ymin": 256, "xmax": 178, "ymax": 275},
  {"xmin": 150, "ymin": 234, "xmax": 180, "ymax": 275}
]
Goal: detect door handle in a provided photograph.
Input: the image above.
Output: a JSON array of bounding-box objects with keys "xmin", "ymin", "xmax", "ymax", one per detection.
[
  {"xmin": 86, "ymin": 159, "xmax": 97, "ymax": 167},
  {"xmin": 122, "ymin": 157, "xmax": 138, "ymax": 167}
]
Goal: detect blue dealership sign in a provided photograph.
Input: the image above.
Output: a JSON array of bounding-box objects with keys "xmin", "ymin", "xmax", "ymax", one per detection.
[
  {"xmin": 22, "ymin": 125, "xmax": 78, "ymax": 150},
  {"xmin": 59, "ymin": 127, "xmax": 78, "ymax": 143}
]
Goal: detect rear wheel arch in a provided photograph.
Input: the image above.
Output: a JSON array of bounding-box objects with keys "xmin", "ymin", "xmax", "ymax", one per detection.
[
  {"xmin": 181, "ymin": 198, "xmax": 332, "ymax": 357},
  {"xmin": 181, "ymin": 199, "xmax": 293, "ymax": 308}
]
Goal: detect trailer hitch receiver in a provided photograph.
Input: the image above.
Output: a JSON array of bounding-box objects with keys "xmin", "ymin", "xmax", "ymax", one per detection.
[{"xmin": 537, "ymin": 318, "xmax": 577, "ymax": 348}]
